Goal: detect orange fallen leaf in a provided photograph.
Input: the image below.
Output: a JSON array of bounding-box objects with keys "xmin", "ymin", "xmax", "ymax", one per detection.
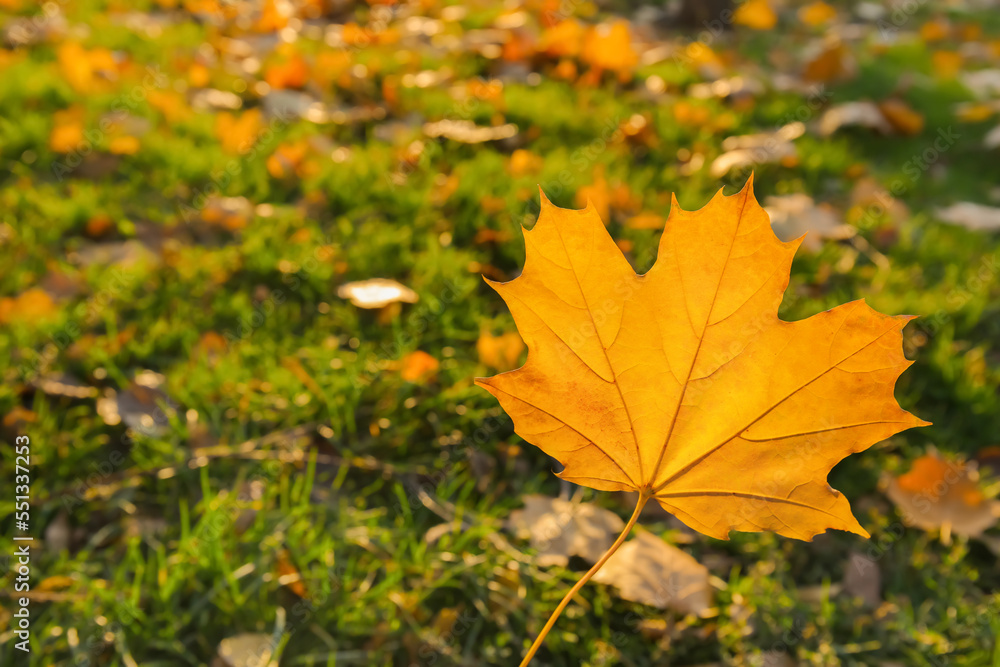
[
  {"xmin": 625, "ymin": 211, "xmax": 665, "ymax": 230},
  {"xmin": 581, "ymin": 21, "xmax": 637, "ymax": 74},
  {"xmin": 0, "ymin": 288, "xmax": 58, "ymax": 324},
  {"xmin": 276, "ymin": 549, "xmax": 308, "ymax": 599},
  {"xmin": 509, "ymin": 149, "xmax": 543, "ymax": 177},
  {"xmin": 215, "ymin": 109, "xmax": 263, "ymax": 155},
  {"xmin": 148, "ymin": 90, "xmax": 192, "ymax": 123},
  {"xmin": 931, "ymin": 50, "xmax": 963, "ymax": 79},
  {"xmin": 575, "ymin": 166, "xmax": 610, "ymax": 222},
  {"xmin": 803, "ymin": 42, "xmax": 853, "ymax": 83},
  {"xmin": 267, "ymin": 141, "xmax": 311, "ymax": 179},
  {"xmin": 400, "ymin": 350, "xmax": 439, "ymax": 383},
  {"xmin": 256, "ymin": 0, "xmax": 289, "ymax": 32},
  {"xmin": 57, "ymin": 42, "xmax": 117, "ymax": 93},
  {"xmin": 188, "ymin": 61, "xmax": 211, "ymax": 88},
  {"xmin": 886, "ymin": 452, "xmax": 999, "ymax": 542},
  {"xmin": 477, "ymin": 330, "xmax": 525, "ymax": 370},
  {"xmin": 798, "ymin": 1, "xmax": 836, "ymax": 26},
  {"xmin": 264, "ymin": 49, "xmax": 310, "ymax": 90},
  {"xmin": 734, "ymin": 0, "xmax": 777, "ymax": 30},
  {"xmin": 919, "ymin": 18, "xmax": 950, "ymax": 43},
  {"xmin": 539, "ymin": 19, "xmax": 584, "ymax": 58},
  {"xmin": 49, "ymin": 111, "xmax": 85, "ymax": 154},
  {"xmin": 108, "ymin": 135, "xmax": 141, "ymax": 155},
  {"xmin": 480, "ymin": 175, "xmax": 928, "ymax": 665},
  {"xmin": 878, "ymin": 99, "xmax": 925, "ymax": 136},
  {"xmin": 478, "ymin": 175, "xmax": 927, "ymax": 541}
]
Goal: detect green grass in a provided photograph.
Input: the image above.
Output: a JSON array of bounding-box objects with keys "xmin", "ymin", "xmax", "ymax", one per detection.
[{"xmin": 1, "ymin": 1, "xmax": 999, "ymax": 665}]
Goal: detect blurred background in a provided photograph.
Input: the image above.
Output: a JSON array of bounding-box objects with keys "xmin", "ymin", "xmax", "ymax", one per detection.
[{"xmin": 1, "ymin": 0, "xmax": 999, "ymax": 665}]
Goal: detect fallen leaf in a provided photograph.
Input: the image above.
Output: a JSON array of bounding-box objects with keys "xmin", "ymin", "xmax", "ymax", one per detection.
[
  {"xmin": 477, "ymin": 175, "xmax": 928, "ymax": 540},
  {"xmin": 509, "ymin": 149, "xmax": 543, "ymax": 177},
  {"xmin": 108, "ymin": 135, "xmax": 141, "ymax": 155},
  {"xmin": 919, "ymin": 18, "xmax": 950, "ymax": 43},
  {"xmin": 818, "ymin": 101, "xmax": 892, "ymax": 136},
  {"xmin": 592, "ymin": 530, "xmax": 712, "ymax": 615},
  {"xmin": 931, "ymin": 50, "xmax": 963, "ymax": 79},
  {"xmin": 581, "ymin": 21, "xmax": 638, "ymax": 73},
  {"xmin": 2, "ymin": 406, "xmax": 37, "ymax": 432},
  {"xmin": 423, "ymin": 119, "xmax": 518, "ymax": 143},
  {"xmin": 215, "ymin": 109, "xmax": 263, "ymax": 154},
  {"xmin": 984, "ymin": 124, "xmax": 1000, "ymax": 150},
  {"xmin": 337, "ymin": 278, "xmax": 419, "ymax": 309},
  {"xmin": 710, "ymin": 124, "xmax": 804, "ymax": 178},
  {"xmin": 216, "ymin": 634, "xmax": 274, "ymax": 667},
  {"xmin": 57, "ymin": 41, "xmax": 117, "ymax": 93},
  {"xmin": 400, "ymin": 350, "xmax": 439, "ymax": 383},
  {"xmin": 798, "ymin": 1, "xmax": 836, "ymax": 26},
  {"xmin": 276, "ymin": 549, "xmax": 307, "ymax": 598},
  {"xmin": 734, "ymin": 0, "xmax": 777, "ymax": 31},
  {"xmin": 885, "ymin": 453, "xmax": 1000, "ymax": 542},
  {"xmin": 49, "ymin": 106, "xmax": 85, "ymax": 153},
  {"xmin": 202, "ymin": 195, "xmax": 254, "ymax": 231},
  {"xmin": 803, "ymin": 42, "xmax": 854, "ymax": 83},
  {"xmin": 935, "ymin": 202, "xmax": 1000, "ymax": 231},
  {"xmin": 0, "ymin": 288, "xmax": 58, "ymax": 324},
  {"xmin": 539, "ymin": 19, "xmax": 584, "ymax": 58},
  {"xmin": 477, "ymin": 330, "xmax": 525, "ymax": 370},
  {"xmin": 961, "ymin": 69, "xmax": 1000, "ymax": 99},
  {"xmin": 37, "ymin": 575, "xmax": 75, "ymax": 592},
  {"xmin": 765, "ymin": 193, "xmax": 854, "ymax": 252},
  {"xmin": 576, "ymin": 166, "xmax": 611, "ymax": 222},
  {"xmin": 507, "ymin": 495, "xmax": 625, "ymax": 567},
  {"xmin": 625, "ymin": 212, "xmax": 666, "ymax": 230},
  {"xmin": 878, "ymin": 99, "xmax": 925, "ymax": 136}
]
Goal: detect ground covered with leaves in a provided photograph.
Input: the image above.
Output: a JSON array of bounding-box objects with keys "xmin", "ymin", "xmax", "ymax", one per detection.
[{"xmin": 1, "ymin": 0, "xmax": 1000, "ymax": 665}]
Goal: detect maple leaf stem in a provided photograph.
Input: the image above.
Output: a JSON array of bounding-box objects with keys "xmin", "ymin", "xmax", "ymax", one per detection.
[{"xmin": 518, "ymin": 491, "xmax": 650, "ymax": 667}]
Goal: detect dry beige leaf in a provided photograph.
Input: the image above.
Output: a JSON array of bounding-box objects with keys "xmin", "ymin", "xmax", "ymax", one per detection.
[
  {"xmin": 765, "ymin": 194, "xmax": 855, "ymax": 252},
  {"xmin": 818, "ymin": 101, "xmax": 892, "ymax": 136},
  {"xmin": 935, "ymin": 202, "xmax": 1000, "ymax": 232},
  {"xmin": 423, "ymin": 119, "xmax": 518, "ymax": 143},
  {"xmin": 961, "ymin": 69, "xmax": 1000, "ymax": 99},
  {"xmin": 337, "ymin": 278, "xmax": 419, "ymax": 309},
  {"xmin": 215, "ymin": 633, "xmax": 275, "ymax": 667},
  {"xmin": 507, "ymin": 495, "xmax": 624, "ymax": 567},
  {"xmin": 885, "ymin": 453, "xmax": 1000, "ymax": 542},
  {"xmin": 710, "ymin": 144, "xmax": 796, "ymax": 178},
  {"xmin": 710, "ymin": 124, "xmax": 804, "ymax": 177},
  {"xmin": 592, "ymin": 530, "xmax": 712, "ymax": 615},
  {"xmin": 984, "ymin": 124, "xmax": 1000, "ymax": 150}
]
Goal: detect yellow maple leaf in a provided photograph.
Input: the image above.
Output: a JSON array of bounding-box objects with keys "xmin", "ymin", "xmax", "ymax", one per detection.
[
  {"xmin": 478, "ymin": 175, "xmax": 928, "ymax": 541},
  {"xmin": 481, "ymin": 175, "xmax": 929, "ymax": 666}
]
